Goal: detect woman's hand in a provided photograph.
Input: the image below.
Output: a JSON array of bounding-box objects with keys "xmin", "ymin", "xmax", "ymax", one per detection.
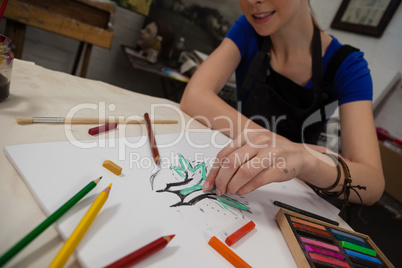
[{"xmin": 203, "ymin": 129, "xmax": 310, "ymax": 196}]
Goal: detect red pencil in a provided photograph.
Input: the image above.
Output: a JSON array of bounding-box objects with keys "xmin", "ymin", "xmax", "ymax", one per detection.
[{"xmin": 104, "ymin": 235, "xmax": 175, "ymax": 268}]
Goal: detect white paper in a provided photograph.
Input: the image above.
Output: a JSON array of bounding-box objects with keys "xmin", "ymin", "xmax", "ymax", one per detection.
[{"xmin": 5, "ymin": 131, "xmax": 339, "ymax": 268}]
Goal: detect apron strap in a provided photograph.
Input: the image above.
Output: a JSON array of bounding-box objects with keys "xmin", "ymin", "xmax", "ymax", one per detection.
[
  {"xmin": 238, "ymin": 37, "xmax": 271, "ymax": 98},
  {"xmin": 312, "ymin": 26, "xmax": 323, "ymax": 99},
  {"xmin": 323, "ymin": 45, "xmax": 360, "ymax": 87}
]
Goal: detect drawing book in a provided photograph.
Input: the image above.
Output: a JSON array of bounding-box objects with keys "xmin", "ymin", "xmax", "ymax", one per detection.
[{"xmin": 5, "ymin": 131, "xmax": 339, "ymax": 267}]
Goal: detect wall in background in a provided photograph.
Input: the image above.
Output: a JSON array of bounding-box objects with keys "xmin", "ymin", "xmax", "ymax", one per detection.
[
  {"xmin": 311, "ymin": 0, "xmax": 402, "ymax": 75},
  {"xmin": 311, "ymin": 0, "xmax": 402, "ymax": 139}
]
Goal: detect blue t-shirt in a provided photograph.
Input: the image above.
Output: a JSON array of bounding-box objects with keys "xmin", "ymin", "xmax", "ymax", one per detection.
[{"xmin": 225, "ymin": 15, "xmax": 373, "ymax": 105}]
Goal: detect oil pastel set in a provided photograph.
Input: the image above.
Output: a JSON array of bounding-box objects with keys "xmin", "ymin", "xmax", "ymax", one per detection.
[{"xmin": 276, "ymin": 208, "xmax": 394, "ymax": 268}]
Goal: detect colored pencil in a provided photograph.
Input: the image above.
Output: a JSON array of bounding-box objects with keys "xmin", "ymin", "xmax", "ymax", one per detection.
[
  {"xmin": 144, "ymin": 112, "xmax": 161, "ymax": 165},
  {"xmin": 0, "ymin": 0, "xmax": 8, "ymax": 20},
  {"xmin": 49, "ymin": 184, "xmax": 112, "ymax": 268},
  {"xmin": 273, "ymin": 201, "xmax": 339, "ymax": 226},
  {"xmin": 225, "ymin": 221, "xmax": 256, "ymax": 246},
  {"xmin": 105, "ymin": 235, "xmax": 175, "ymax": 268},
  {"xmin": 209, "ymin": 236, "xmax": 251, "ymax": 268},
  {"xmin": 0, "ymin": 177, "xmax": 102, "ymax": 267},
  {"xmin": 16, "ymin": 117, "xmax": 178, "ymax": 125}
]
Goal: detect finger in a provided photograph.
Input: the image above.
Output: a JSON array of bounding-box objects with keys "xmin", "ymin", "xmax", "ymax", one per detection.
[
  {"xmin": 203, "ymin": 136, "xmax": 247, "ymax": 192},
  {"xmin": 237, "ymin": 166, "xmax": 291, "ymax": 195},
  {"xmin": 218, "ymin": 135, "xmax": 247, "ymax": 158},
  {"xmin": 203, "ymin": 157, "xmax": 219, "ymax": 191},
  {"xmin": 214, "ymin": 146, "xmax": 258, "ymax": 196},
  {"xmin": 226, "ymin": 153, "xmax": 271, "ymax": 195}
]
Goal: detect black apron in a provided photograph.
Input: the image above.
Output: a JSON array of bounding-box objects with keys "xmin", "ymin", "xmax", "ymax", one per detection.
[{"xmin": 239, "ymin": 27, "xmax": 334, "ymax": 144}]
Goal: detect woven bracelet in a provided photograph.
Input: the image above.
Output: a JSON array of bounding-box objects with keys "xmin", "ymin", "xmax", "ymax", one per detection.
[
  {"xmin": 330, "ymin": 154, "xmax": 352, "ymax": 197},
  {"xmin": 315, "ymin": 153, "xmax": 341, "ymax": 191}
]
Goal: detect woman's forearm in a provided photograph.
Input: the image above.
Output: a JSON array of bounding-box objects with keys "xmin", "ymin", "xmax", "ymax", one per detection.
[
  {"xmin": 299, "ymin": 147, "xmax": 384, "ymax": 205},
  {"xmin": 181, "ymin": 88, "xmax": 244, "ymax": 138}
]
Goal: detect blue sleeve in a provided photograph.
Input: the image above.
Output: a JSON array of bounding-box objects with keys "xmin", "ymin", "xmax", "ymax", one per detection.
[
  {"xmin": 333, "ymin": 51, "xmax": 373, "ymax": 105},
  {"xmin": 225, "ymin": 15, "xmax": 257, "ymax": 58},
  {"xmin": 225, "ymin": 15, "xmax": 259, "ymax": 90}
]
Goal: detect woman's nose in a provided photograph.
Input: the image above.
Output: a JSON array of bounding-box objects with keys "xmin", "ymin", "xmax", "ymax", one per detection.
[{"xmin": 248, "ymin": 0, "xmax": 262, "ymax": 4}]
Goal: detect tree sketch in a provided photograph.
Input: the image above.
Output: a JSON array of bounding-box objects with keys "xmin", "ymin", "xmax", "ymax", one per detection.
[{"xmin": 152, "ymin": 154, "xmax": 250, "ymax": 212}]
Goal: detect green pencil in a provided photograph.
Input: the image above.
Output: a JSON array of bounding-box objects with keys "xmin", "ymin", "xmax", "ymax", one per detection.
[{"xmin": 0, "ymin": 176, "xmax": 102, "ymax": 267}]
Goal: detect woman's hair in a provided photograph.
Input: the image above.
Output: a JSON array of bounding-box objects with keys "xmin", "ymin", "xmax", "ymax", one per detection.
[
  {"xmin": 308, "ymin": 1, "xmax": 322, "ymax": 31},
  {"xmin": 154, "ymin": 19, "xmax": 176, "ymax": 57}
]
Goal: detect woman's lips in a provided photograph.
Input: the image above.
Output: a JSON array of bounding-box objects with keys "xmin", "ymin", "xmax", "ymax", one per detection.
[{"xmin": 252, "ymin": 11, "xmax": 275, "ymax": 24}]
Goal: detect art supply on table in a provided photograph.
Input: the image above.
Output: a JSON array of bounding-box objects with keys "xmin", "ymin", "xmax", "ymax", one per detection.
[
  {"xmin": 144, "ymin": 112, "xmax": 161, "ymax": 166},
  {"xmin": 225, "ymin": 220, "xmax": 256, "ymax": 247},
  {"xmin": 216, "ymin": 195, "xmax": 250, "ymax": 211},
  {"xmin": 104, "ymin": 235, "xmax": 175, "ymax": 268},
  {"xmin": 274, "ymin": 200, "xmax": 339, "ymax": 226},
  {"xmin": 16, "ymin": 117, "xmax": 178, "ymax": 125},
  {"xmin": 49, "ymin": 184, "xmax": 112, "ymax": 268},
  {"xmin": 144, "ymin": 112, "xmax": 162, "ymax": 190},
  {"xmin": 0, "ymin": 177, "xmax": 102, "ymax": 267},
  {"xmin": 275, "ymin": 208, "xmax": 394, "ymax": 268},
  {"xmin": 5, "ymin": 131, "xmax": 341, "ymax": 267},
  {"xmin": 102, "ymin": 160, "xmax": 122, "ymax": 175},
  {"xmin": 208, "ymin": 236, "xmax": 252, "ymax": 268},
  {"xmin": 88, "ymin": 123, "xmax": 118, "ymax": 135}
]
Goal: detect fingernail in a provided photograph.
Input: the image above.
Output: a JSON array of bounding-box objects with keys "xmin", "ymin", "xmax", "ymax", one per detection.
[
  {"xmin": 203, "ymin": 181, "xmax": 209, "ymax": 191},
  {"xmin": 216, "ymin": 189, "xmax": 222, "ymax": 196}
]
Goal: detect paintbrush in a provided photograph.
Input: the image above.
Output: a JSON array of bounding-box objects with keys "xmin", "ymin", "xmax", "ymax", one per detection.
[
  {"xmin": 16, "ymin": 117, "xmax": 178, "ymax": 125},
  {"xmin": 144, "ymin": 113, "xmax": 161, "ymax": 189}
]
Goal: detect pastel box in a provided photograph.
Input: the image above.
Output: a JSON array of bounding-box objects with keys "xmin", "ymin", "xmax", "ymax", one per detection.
[{"xmin": 276, "ymin": 208, "xmax": 394, "ymax": 268}]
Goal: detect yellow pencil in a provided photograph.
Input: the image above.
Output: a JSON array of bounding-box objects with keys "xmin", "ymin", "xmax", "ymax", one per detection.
[{"xmin": 49, "ymin": 183, "xmax": 112, "ymax": 268}]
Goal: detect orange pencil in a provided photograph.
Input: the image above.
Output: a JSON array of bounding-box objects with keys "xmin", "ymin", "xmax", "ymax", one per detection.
[
  {"xmin": 105, "ymin": 235, "xmax": 175, "ymax": 268},
  {"xmin": 208, "ymin": 236, "xmax": 251, "ymax": 268},
  {"xmin": 225, "ymin": 221, "xmax": 256, "ymax": 246},
  {"xmin": 144, "ymin": 112, "xmax": 160, "ymax": 165}
]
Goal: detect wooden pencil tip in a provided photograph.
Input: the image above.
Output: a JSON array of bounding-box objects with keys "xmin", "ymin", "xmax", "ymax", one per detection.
[
  {"xmin": 164, "ymin": 234, "xmax": 175, "ymax": 243},
  {"xmin": 103, "ymin": 184, "xmax": 112, "ymax": 194},
  {"xmin": 155, "ymin": 156, "xmax": 161, "ymax": 166},
  {"xmin": 16, "ymin": 117, "xmax": 33, "ymax": 125}
]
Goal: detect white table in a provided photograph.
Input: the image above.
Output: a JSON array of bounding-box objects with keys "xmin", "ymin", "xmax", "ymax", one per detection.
[{"xmin": 0, "ymin": 59, "xmax": 350, "ymax": 267}]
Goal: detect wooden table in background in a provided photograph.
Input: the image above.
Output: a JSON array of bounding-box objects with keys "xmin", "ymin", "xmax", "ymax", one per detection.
[{"xmin": 3, "ymin": 0, "xmax": 114, "ymax": 77}]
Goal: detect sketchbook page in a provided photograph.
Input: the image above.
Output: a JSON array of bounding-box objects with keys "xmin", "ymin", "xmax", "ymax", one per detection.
[{"xmin": 5, "ymin": 130, "xmax": 339, "ymax": 268}]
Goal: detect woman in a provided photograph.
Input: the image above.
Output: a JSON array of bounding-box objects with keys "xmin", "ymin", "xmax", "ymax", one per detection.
[{"xmin": 180, "ymin": 0, "xmax": 384, "ymax": 207}]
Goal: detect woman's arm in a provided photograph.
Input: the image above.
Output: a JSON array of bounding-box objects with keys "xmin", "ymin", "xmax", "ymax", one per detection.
[
  {"xmin": 203, "ymin": 101, "xmax": 384, "ymax": 206},
  {"xmin": 180, "ymin": 38, "xmax": 263, "ymax": 139},
  {"xmin": 337, "ymin": 100, "xmax": 385, "ymax": 205},
  {"xmin": 299, "ymin": 101, "xmax": 384, "ymax": 205}
]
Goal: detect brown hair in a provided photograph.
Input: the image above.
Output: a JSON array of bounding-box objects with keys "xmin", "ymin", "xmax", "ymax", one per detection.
[
  {"xmin": 154, "ymin": 19, "xmax": 176, "ymax": 57},
  {"xmin": 308, "ymin": 1, "xmax": 322, "ymax": 31}
]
